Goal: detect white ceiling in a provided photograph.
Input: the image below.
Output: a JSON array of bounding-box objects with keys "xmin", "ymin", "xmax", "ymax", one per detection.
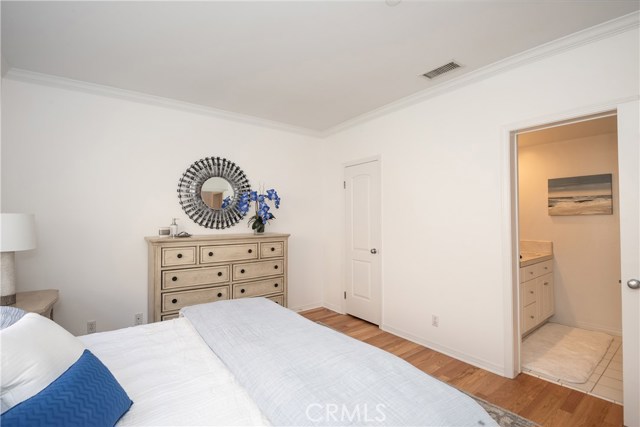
[{"xmin": 2, "ymin": 1, "xmax": 638, "ymax": 131}]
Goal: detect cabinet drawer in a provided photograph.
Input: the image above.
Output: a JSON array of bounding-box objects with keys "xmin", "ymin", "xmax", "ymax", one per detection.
[
  {"xmin": 162, "ymin": 266, "xmax": 229, "ymax": 290},
  {"xmin": 233, "ymin": 260, "xmax": 284, "ymax": 280},
  {"xmin": 537, "ymin": 260, "xmax": 553, "ymax": 276},
  {"xmin": 522, "ymin": 302, "xmax": 538, "ymax": 333},
  {"xmin": 522, "ymin": 281, "xmax": 537, "ymax": 306},
  {"xmin": 162, "ymin": 286, "xmax": 229, "ymax": 311},
  {"xmin": 521, "ymin": 265, "xmax": 537, "ymax": 283},
  {"xmin": 233, "ymin": 276, "xmax": 284, "ymax": 298},
  {"xmin": 521, "ymin": 260, "xmax": 553, "ymax": 282},
  {"xmin": 200, "ymin": 244, "xmax": 258, "ymax": 264},
  {"xmin": 267, "ymin": 295, "xmax": 284, "ymax": 306},
  {"xmin": 162, "ymin": 247, "xmax": 196, "ymax": 267},
  {"xmin": 260, "ymin": 241, "xmax": 284, "ymax": 259}
]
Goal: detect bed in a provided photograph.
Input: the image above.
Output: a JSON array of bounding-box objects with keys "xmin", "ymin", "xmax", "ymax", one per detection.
[{"xmin": 1, "ymin": 298, "xmax": 497, "ymax": 426}]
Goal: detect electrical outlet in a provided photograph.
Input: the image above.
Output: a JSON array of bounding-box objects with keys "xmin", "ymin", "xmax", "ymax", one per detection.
[
  {"xmin": 134, "ymin": 313, "xmax": 144, "ymax": 326},
  {"xmin": 87, "ymin": 320, "xmax": 97, "ymax": 334},
  {"xmin": 431, "ymin": 315, "xmax": 439, "ymax": 327}
]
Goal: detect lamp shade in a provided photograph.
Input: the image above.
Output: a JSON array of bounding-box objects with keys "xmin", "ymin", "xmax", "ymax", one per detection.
[{"xmin": 0, "ymin": 214, "xmax": 37, "ymax": 252}]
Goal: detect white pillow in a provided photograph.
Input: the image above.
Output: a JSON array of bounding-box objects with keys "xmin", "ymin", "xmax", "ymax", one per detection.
[{"xmin": 0, "ymin": 313, "xmax": 85, "ymax": 413}]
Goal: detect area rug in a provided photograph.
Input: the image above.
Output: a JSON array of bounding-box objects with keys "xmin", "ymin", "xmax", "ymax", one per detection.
[
  {"xmin": 521, "ymin": 323, "xmax": 612, "ymax": 384},
  {"xmin": 315, "ymin": 321, "xmax": 538, "ymax": 426},
  {"xmin": 469, "ymin": 394, "xmax": 538, "ymax": 427}
]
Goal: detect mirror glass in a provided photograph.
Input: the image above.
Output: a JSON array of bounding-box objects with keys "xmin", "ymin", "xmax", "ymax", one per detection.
[{"xmin": 201, "ymin": 177, "xmax": 235, "ymax": 209}]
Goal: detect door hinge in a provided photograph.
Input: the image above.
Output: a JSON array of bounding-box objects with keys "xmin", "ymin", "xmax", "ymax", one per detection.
[
  {"xmin": 344, "ymin": 291, "xmax": 347, "ymax": 299},
  {"xmin": 343, "ymin": 181, "xmax": 346, "ymax": 189}
]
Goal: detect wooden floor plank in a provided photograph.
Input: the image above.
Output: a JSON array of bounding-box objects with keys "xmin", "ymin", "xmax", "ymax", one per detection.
[{"xmin": 300, "ymin": 308, "xmax": 622, "ymax": 427}]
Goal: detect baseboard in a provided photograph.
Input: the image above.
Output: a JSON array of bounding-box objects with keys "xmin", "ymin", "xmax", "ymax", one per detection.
[
  {"xmin": 321, "ymin": 301, "xmax": 344, "ymax": 314},
  {"xmin": 290, "ymin": 302, "xmax": 323, "ymax": 313},
  {"xmin": 569, "ymin": 320, "xmax": 622, "ymax": 337},
  {"xmin": 381, "ymin": 324, "xmax": 506, "ymax": 377}
]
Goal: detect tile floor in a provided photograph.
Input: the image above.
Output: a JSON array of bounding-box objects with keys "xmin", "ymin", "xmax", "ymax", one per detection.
[{"xmin": 523, "ymin": 335, "xmax": 623, "ymax": 405}]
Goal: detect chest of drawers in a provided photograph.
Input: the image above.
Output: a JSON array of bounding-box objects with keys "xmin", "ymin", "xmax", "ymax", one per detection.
[{"xmin": 146, "ymin": 233, "xmax": 289, "ymax": 322}]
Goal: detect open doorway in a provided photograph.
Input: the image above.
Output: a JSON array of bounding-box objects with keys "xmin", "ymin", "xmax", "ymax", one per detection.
[{"xmin": 514, "ymin": 113, "xmax": 623, "ymax": 404}]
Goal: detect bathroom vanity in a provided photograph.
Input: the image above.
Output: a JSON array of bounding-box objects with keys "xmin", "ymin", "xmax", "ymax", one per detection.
[{"xmin": 520, "ymin": 241, "xmax": 555, "ymax": 336}]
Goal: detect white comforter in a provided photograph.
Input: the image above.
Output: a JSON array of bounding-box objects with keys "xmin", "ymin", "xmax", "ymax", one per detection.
[
  {"xmin": 182, "ymin": 298, "xmax": 498, "ymax": 427},
  {"xmin": 79, "ymin": 318, "xmax": 269, "ymax": 426}
]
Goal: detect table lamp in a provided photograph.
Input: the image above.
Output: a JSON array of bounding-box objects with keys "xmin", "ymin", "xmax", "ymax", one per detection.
[{"xmin": 0, "ymin": 214, "xmax": 37, "ymax": 305}]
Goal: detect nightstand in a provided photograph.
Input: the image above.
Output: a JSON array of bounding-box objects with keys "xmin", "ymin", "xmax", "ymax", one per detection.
[{"xmin": 13, "ymin": 289, "xmax": 59, "ymax": 320}]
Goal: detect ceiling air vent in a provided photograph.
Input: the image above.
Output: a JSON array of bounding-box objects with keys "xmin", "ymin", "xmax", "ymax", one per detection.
[{"xmin": 422, "ymin": 61, "xmax": 461, "ymax": 79}]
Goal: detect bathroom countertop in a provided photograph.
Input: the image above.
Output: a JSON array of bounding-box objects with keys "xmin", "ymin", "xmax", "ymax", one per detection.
[{"xmin": 520, "ymin": 252, "xmax": 553, "ymax": 268}]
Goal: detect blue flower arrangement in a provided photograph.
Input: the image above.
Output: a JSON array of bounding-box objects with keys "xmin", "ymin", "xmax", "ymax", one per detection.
[{"xmin": 237, "ymin": 188, "xmax": 281, "ymax": 233}]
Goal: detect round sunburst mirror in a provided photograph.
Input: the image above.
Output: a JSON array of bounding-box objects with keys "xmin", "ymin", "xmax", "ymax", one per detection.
[{"xmin": 177, "ymin": 157, "xmax": 251, "ymax": 229}]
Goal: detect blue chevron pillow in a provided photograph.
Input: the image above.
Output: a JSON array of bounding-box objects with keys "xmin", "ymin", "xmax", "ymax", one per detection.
[{"xmin": 1, "ymin": 350, "xmax": 132, "ymax": 427}]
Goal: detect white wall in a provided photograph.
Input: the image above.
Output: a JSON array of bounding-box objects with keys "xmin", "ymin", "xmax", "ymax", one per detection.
[
  {"xmin": 518, "ymin": 134, "xmax": 621, "ymax": 335},
  {"xmin": 321, "ymin": 28, "xmax": 639, "ymax": 374},
  {"xmin": 1, "ymin": 79, "xmax": 324, "ymax": 335}
]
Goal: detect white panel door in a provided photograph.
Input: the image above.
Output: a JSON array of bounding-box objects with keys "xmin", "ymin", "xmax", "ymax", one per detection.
[
  {"xmin": 345, "ymin": 160, "xmax": 381, "ymax": 325},
  {"xmin": 618, "ymin": 101, "xmax": 639, "ymax": 427}
]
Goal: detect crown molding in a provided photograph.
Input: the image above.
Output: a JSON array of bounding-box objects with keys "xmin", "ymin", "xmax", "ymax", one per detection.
[
  {"xmin": 320, "ymin": 11, "xmax": 640, "ymax": 137},
  {"xmin": 3, "ymin": 11, "xmax": 638, "ymax": 139},
  {"xmin": 3, "ymin": 68, "xmax": 322, "ymax": 138}
]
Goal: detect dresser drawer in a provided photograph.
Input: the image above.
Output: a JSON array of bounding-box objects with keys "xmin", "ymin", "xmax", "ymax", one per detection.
[
  {"xmin": 266, "ymin": 295, "xmax": 284, "ymax": 306},
  {"xmin": 162, "ymin": 286, "xmax": 229, "ymax": 311},
  {"xmin": 162, "ymin": 247, "xmax": 196, "ymax": 267},
  {"xmin": 260, "ymin": 241, "xmax": 284, "ymax": 259},
  {"xmin": 161, "ymin": 313, "xmax": 180, "ymax": 321},
  {"xmin": 200, "ymin": 244, "xmax": 258, "ymax": 264},
  {"xmin": 233, "ymin": 260, "xmax": 283, "ymax": 280},
  {"xmin": 162, "ymin": 266, "xmax": 230, "ymax": 290},
  {"xmin": 522, "ymin": 302, "xmax": 538, "ymax": 334},
  {"xmin": 522, "ymin": 280, "xmax": 538, "ymax": 306},
  {"xmin": 233, "ymin": 276, "xmax": 284, "ymax": 298}
]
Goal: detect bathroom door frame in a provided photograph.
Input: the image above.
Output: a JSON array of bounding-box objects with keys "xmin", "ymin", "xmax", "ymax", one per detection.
[{"xmin": 501, "ymin": 97, "xmax": 639, "ymax": 425}]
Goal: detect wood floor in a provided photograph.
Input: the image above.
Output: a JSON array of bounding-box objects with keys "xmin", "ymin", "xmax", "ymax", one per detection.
[{"xmin": 300, "ymin": 308, "xmax": 623, "ymax": 427}]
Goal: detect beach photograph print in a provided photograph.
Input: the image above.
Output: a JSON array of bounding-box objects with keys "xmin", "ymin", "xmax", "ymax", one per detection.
[{"xmin": 548, "ymin": 174, "xmax": 613, "ymax": 216}]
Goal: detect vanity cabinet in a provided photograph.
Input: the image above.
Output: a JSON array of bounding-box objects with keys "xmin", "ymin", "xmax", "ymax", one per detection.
[
  {"xmin": 519, "ymin": 259, "xmax": 554, "ymax": 336},
  {"xmin": 146, "ymin": 233, "xmax": 289, "ymax": 322}
]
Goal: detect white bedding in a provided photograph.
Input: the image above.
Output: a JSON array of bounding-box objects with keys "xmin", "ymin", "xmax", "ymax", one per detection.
[{"xmin": 79, "ymin": 318, "xmax": 269, "ymax": 426}]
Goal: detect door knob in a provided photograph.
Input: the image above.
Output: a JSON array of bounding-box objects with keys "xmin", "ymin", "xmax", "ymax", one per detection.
[
  {"xmin": 628, "ymin": 279, "xmax": 640, "ymax": 289},
  {"xmin": 370, "ymin": 248, "xmax": 377, "ymax": 254}
]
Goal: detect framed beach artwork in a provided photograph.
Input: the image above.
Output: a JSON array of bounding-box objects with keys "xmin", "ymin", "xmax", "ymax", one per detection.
[{"xmin": 548, "ymin": 174, "xmax": 613, "ymax": 216}]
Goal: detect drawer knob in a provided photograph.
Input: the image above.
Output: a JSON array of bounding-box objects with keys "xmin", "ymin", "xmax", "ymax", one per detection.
[
  {"xmin": 240, "ymin": 269, "xmax": 245, "ymax": 274},
  {"xmin": 529, "ymin": 291, "xmax": 534, "ymax": 294},
  {"xmin": 240, "ymin": 289, "xmax": 245, "ymax": 294},
  {"xmin": 217, "ymin": 292, "xmax": 222, "ymax": 298},
  {"xmin": 172, "ymin": 298, "xmax": 178, "ymax": 304},
  {"xmin": 544, "ymin": 282, "xmax": 549, "ymax": 286},
  {"xmin": 271, "ymin": 247, "xmax": 275, "ymax": 252},
  {"xmin": 274, "ymin": 265, "xmax": 279, "ymax": 270},
  {"xmin": 177, "ymin": 253, "xmax": 183, "ymax": 259},
  {"xmin": 218, "ymin": 272, "xmax": 223, "ymax": 277},
  {"xmin": 209, "ymin": 251, "xmax": 214, "ymax": 257},
  {"xmin": 172, "ymin": 276, "xmax": 178, "ymax": 282},
  {"xmin": 274, "ymin": 283, "xmax": 279, "ymax": 288},
  {"xmin": 529, "ymin": 271, "xmax": 534, "ymax": 275},
  {"xmin": 530, "ymin": 315, "xmax": 534, "ymax": 319},
  {"xmin": 248, "ymin": 249, "xmax": 253, "ymax": 253}
]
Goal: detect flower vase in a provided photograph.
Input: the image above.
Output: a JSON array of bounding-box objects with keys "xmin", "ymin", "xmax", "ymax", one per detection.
[{"xmin": 253, "ymin": 221, "xmax": 266, "ymax": 234}]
